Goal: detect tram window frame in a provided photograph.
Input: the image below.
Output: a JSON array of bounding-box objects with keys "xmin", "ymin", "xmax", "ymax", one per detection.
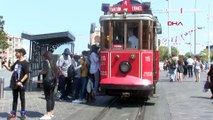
[
  {"xmin": 126, "ymin": 21, "xmax": 140, "ymax": 50},
  {"xmin": 112, "ymin": 21, "xmax": 125, "ymax": 50},
  {"xmin": 100, "ymin": 21, "xmax": 110, "ymax": 50},
  {"xmin": 100, "ymin": 20, "xmax": 154, "ymax": 51},
  {"xmin": 142, "ymin": 20, "xmax": 151, "ymax": 50},
  {"xmin": 109, "ymin": 20, "xmax": 141, "ymax": 50}
]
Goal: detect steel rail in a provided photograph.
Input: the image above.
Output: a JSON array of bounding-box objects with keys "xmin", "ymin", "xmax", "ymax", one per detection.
[{"xmin": 92, "ymin": 97, "xmax": 119, "ymax": 120}]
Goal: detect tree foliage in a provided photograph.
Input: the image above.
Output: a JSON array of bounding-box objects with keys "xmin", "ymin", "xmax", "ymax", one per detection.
[
  {"xmin": 171, "ymin": 46, "xmax": 179, "ymax": 56},
  {"xmin": 185, "ymin": 52, "xmax": 193, "ymax": 58},
  {"xmin": 159, "ymin": 46, "xmax": 168, "ymax": 61},
  {"xmin": 199, "ymin": 49, "xmax": 208, "ymax": 62},
  {"xmin": 199, "ymin": 49, "xmax": 213, "ymax": 62},
  {"xmin": 0, "ymin": 16, "xmax": 9, "ymax": 50},
  {"xmin": 159, "ymin": 46, "xmax": 179, "ymax": 61}
]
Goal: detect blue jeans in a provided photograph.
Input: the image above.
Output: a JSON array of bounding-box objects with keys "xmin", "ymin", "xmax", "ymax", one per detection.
[
  {"xmin": 169, "ymin": 68, "xmax": 177, "ymax": 81},
  {"xmin": 72, "ymin": 77, "xmax": 81, "ymax": 100},
  {"xmin": 80, "ymin": 77, "xmax": 88, "ymax": 99},
  {"xmin": 93, "ymin": 70, "xmax": 100, "ymax": 93}
]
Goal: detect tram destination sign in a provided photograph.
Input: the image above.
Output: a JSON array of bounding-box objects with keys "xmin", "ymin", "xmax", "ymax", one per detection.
[{"xmin": 110, "ymin": 0, "xmax": 143, "ymax": 13}]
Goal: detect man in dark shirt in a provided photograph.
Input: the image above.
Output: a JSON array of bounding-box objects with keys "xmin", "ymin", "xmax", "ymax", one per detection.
[{"xmin": 3, "ymin": 48, "xmax": 29, "ymax": 119}]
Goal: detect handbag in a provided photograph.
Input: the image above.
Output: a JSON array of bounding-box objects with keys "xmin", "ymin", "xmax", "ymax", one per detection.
[
  {"xmin": 43, "ymin": 60, "xmax": 56, "ymax": 89},
  {"xmin": 87, "ymin": 78, "xmax": 93, "ymax": 93},
  {"xmin": 203, "ymin": 80, "xmax": 211, "ymax": 92}
]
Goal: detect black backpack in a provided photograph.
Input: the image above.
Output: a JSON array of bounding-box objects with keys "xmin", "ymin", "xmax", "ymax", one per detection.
[
  {"xmin": 171, "ymin": 60, "xmax": 177, "ymax": 69},
  {"xmin": 43, "ymin": 60, "xmax": 56, "ymax": 89},
  {"xmin": 68, "ymin": 64, "xmax": 75, "ymax": 79}
]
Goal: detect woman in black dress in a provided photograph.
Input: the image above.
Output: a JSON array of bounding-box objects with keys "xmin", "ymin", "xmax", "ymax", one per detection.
[
  {"xmin": 183, "ymin": 57, "xmax": 188, "ymax": 79},
  {"xmin": 207, "ymin": 64, "xmax": 213, "ymax": 99}
]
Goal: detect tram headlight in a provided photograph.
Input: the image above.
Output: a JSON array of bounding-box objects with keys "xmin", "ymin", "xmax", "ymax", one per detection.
[{"xmin": 119, "ymin": 61, "xmax": 131, "ymax": 73}]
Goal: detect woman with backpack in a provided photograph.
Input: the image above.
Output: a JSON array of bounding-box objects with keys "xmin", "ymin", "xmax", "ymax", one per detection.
[{"xmin": 39, "ymin": 51, "xmax": 57, "ymax": 120}]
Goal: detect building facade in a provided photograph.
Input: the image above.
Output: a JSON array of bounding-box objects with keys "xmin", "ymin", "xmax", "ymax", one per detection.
[
  {"xmin": 0, "ymin": 35, "xmax": 23, "ymax": 67},
  {"xmin": 90, "ymin": 30, "xmax": 100, "ymax": 46},
  {"xmin": 206, "ymin": 45, "xmax": 213, "ymax": 52}
]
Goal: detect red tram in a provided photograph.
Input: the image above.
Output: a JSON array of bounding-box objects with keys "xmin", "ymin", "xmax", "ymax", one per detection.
[{"xmin": 99, "ymin": 0, "xmax": 162, "ymax": 99}]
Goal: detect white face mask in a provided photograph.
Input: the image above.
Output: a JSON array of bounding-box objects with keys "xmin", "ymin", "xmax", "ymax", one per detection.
[{"xmin": 95, "ymin": 42, "xmax": 100, "ymax": 47}]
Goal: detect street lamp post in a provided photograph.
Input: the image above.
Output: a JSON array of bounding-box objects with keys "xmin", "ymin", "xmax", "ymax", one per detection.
[
  {"xmin": 190, "ymin": 33, "xmax": 192, "ymax": 56},
  {"xmin": 194, "ymin": 0, "xmax": 197, "ymax": 55},
  {"xmin": 208, "ymin": 1, "xmax": 212, "ymax": 66},
  {"xmin": 167, "ymin": 0, "xmax": 171, "ymax": 56}
]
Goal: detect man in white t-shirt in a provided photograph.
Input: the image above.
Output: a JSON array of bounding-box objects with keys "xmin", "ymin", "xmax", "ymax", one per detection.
[
  {"xmin": 187, "ymin": 56, "xmax": 194, "ymax": 78},
  {"xmin": 128, "ymin": 30, "xmax": 139, "ymax": 49},
  {"xmin": 58, "ymin": 48, "xmax": 72, "ymax": 100}
]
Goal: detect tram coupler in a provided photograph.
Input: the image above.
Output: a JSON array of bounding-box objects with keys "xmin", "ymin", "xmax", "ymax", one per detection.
[{"xmin": 122, "ymin": 92, "xmax": 130, "ymax": 98}]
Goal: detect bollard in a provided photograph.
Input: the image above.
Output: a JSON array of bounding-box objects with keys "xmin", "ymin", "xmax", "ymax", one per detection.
[{"xmin": 0, "ymin": 77, "xmax": 4, "ymax": 99}]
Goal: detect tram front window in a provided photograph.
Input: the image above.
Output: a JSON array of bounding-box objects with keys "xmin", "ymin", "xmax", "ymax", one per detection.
[
  {"xmin": 127, "ymin": 22, "xmax": 139, "ymax": 49},
  {"xmin": 112, "ymin": 21, "xmax": 124, "ymax": 49}
]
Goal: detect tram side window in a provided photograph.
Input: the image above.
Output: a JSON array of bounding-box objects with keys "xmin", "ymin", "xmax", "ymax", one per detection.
[
  {"xmin": 102, "ymin": 21, "xmax": 110, "ymax": 49},
  {"xmin": 127, "ymin": 22, "xmax": 139, "ymax": 49},
  {"xmin": 112, "ymin": 21, "xmax": 124, "ymax": 49},
  {"xmin": 142, "ymin": 20, "xmax": 149, "ymax": 49}
]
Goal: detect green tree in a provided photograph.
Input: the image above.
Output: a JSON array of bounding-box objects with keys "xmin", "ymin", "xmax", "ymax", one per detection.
[
  {"xmin": 0, "ymin": 16, "xmax": 9, "ymax": 50},
  {"xmin": 185, "ymin": 52, "xmax": 193, "ymax": 58},
  {"xmin": 159, "ymin": 46, "xmax": 169, "ymax": 61},
  {"xmin": 159, "ymin": 46, "xmax": 180, "ymax": 61},
  {"xmin": 199, "ymin": 49, "xmax": 208, "ymax": 62},
  {"xmin": 171, "ymin": 46, "xmax": 179, "ymax": 56}
]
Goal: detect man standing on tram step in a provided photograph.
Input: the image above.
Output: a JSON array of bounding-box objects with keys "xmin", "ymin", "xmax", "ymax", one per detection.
[
  {"xmin": 2, "ymin": 48, "xmax": 29, "ymax": 119},
  {"xmin": 89, "ymin": 45, "xmax": 100, "ymax": 97},
  {"xmin": 57, "ymin": 48, "xmax": 72, "ymax": 100}
]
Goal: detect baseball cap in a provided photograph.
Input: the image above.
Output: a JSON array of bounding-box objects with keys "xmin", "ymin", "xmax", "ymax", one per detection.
[
  {"xmin": 15, "ymin": 48, "xmax": 26, "ymax": 55},
  {"xmin": 63, "ymin": 48, "xmax": 71, "ymax": 55}
]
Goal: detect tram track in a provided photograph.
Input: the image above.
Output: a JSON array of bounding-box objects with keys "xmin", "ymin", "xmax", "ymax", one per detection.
[
  {"xmin": 92, "ymin": 97, "xmax": 119, "ymax": 120},
  {"xmin": 93, "ymin": 97, "xmax": 146, "ymax": 120},
  {"xmin": 135, "ymin": 102, "xmax": 146, "ymax": 120}
]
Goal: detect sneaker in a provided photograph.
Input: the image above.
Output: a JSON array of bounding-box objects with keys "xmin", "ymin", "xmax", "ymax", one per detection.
[
  {"xmin": 20, "ymin": 111, "xmax": 26, "ymax": 119},
  {"xmin": 50, "ymin": 114, "xmax": 54, "ymax": 118},
  {"xmin": 72, "ymin": 99, "xmax": 82, "ymax": 104},
  {"xmin": 8, "ymin": 111, "xmax": 16, "ymax": 118},
  {"xmin": 56, "ymin": 91, "xmax": 62, "ymax": 98},
  {"xmin": 81, "ymin": 99, "xmax": 87, "ymax": 103},
  {"xmin": 40, "ymin": 114, "xmax": 51, "ymax": 120}
]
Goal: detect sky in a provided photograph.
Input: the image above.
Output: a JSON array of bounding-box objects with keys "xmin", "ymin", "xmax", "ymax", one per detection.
[{"xmin": 0, "ymin": 0, "xmax": 213, "ymax": 56}]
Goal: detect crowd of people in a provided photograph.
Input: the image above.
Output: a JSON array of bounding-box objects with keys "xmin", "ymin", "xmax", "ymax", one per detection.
[
  {"xmin": 163, "ymin": 54, "xmax": 209, "ymax": 82},
  {"xmin": 163, "ymin": 54, "xmax": 213, "ymax": 99},
  {"xmin": 55, "ymin": 45, "xmax": 100, "ymax": 104},
  {"xmin": 2, "ymin": 47, "xmax": 213, "ymax": 119},
  {"xmin": 1, "ymin": 45, "xmax": 101, "ymax": 119}
]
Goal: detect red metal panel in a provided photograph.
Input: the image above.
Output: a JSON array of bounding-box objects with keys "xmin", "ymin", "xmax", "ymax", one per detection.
[
  {"xmin": 141, "ymin": 51, "xmax": 153, "ymax": 84},
  {"xmin": 100, "ymin": 52, "xmax": 109, "ymax": 80},
  {"xmin": 155, "ymin": 51, "xmax": 160, "ymax": 81},
  {"xmin": 110, "ymin": 51, "xmax": 140, "ymax": 77}
]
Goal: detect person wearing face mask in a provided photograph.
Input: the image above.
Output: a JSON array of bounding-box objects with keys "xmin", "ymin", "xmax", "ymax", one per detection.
[
  {"xmin": 78, "ymin": 51, "xmax": 89, "ymax": 103},
  {"xmin": 57, "ymin": 48, "xmax": 72, "ymax": 101},
  {"xmin": 71, "ymin": 55, "xmax": 83, "ymax": 103}
]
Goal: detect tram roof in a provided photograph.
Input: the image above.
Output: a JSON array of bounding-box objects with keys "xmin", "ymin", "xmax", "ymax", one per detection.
[
  {"xmin": 100, "ymin": 14, "xmax": 156, "ymax": 22},
  {"xmin": 21, "ymin": 31, "xmax": 75, "ymax": 44}
]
